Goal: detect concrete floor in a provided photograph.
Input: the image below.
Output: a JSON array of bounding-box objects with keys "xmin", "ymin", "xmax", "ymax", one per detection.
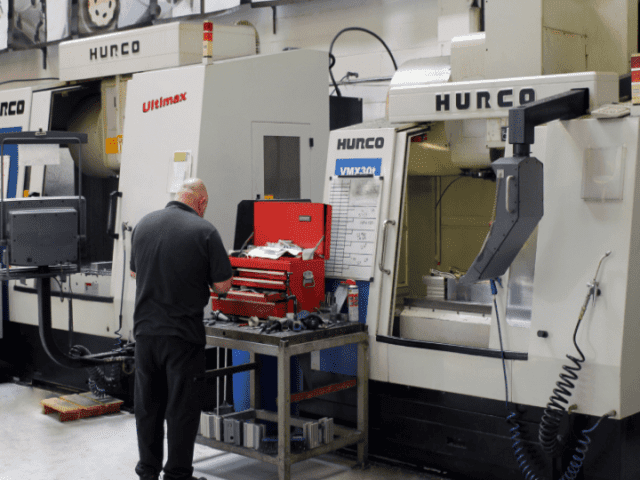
[{"xmin": 0, "ymin": 383, "xmax": 446, "ymax": 480}]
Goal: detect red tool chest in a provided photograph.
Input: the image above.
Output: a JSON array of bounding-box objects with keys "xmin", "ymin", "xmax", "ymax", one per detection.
[{"xmin": 211, "ymin": 202, "xmax": 331, "ymax": 319}]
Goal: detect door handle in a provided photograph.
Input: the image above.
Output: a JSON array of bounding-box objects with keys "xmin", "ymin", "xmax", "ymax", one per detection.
[
  {"xmin": 379, "ymin": 219, "xmax": 396, "ymax": 275},
  {"xmin": 505, "ymin": 175, "xmax": 515, "ymax": 214},
  {"xmin": 107, "ymin": 191, "xmax": 122, "ymax": 239}
]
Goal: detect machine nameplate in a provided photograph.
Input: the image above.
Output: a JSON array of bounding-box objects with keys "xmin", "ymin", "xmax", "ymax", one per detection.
[
  {"xmin": 435, "ymin": 88, "xmax": 536, "ymax": 112},
  {"xmin": 335, "ymin": 158, "xmax": 382, "ymax": 177},
  {"xmin": 0, "ymin": 100, "xmax": 25, "ymax": 117},
  {"xmin": 337, "ymin": 137, "xmax": 385, "ymax": 150},
  {"xmin": 388, "ymin": 71, "xmax": 619, "ymax": 122},
  {"xmin": 89, "ymin": 41, "xmax": 140, "ymax": 61},
  {"xmin": 143, "ymin": 92, "xmax": 187, "ymax": 113}
]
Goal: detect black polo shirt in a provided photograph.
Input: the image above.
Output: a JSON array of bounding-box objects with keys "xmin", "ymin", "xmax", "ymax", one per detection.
[{"xmin": 130, "ymin": 201, "xmax": 232, "ymax": 345}]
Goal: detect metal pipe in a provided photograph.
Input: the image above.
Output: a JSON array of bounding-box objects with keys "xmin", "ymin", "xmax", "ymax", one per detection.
[
  {"xmin": 223, "ymin": 346, "xmax": 228, "ymax": 405},
  {"xmin": 194, "ymin": 362, "xmax": 258, "ymax": 382},
  {"xmin": 1, "ymin": 141, "xmax": 5, "ymax": 247},
  {"xmin": 435, "ymin": 177, "xmax": 442, "ymax": 265},
  {"xmin": 329, "ymin": 76, "xmax": 393, "ymax": 87}
]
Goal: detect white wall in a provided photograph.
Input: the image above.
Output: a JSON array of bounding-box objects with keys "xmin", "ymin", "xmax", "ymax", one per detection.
[
  {"xmin": 208, "ymin": 0, "xmax": 456, "ymax": 120},
  {"xmin": 0, "ymin": 0, "xmax": 477, "ymax": 121},
  {"xmin": 0, "ymin": 47, "xmax": 59, "ymax": 89}
]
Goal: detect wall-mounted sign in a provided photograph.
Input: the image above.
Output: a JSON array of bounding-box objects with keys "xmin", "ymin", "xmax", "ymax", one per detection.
[
  {"xmin": 0, "ymin": 0, "xmax": 7, "ymax": 51},
  {"xmin": 6, "ymin": 0, "xmax": 242, "ymax": 51}
]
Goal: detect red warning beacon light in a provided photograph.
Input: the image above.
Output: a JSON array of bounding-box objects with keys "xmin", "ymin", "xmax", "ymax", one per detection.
[{"xmin": 203, "ymin": 21, "xmax": 213, "ymax": 62}]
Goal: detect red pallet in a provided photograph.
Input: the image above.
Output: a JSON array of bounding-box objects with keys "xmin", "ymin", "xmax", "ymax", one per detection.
[{"xmin": 40, "ymin": 392, "xmax": 124, "ymax": 422}]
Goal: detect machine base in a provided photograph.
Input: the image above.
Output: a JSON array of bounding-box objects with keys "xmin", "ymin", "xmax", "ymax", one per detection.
[
  {"xmin": 299, "ymin": 375, "xmax": 640, "ymax": 480},
  {"xmin": 0, "ymin": 322, "xmax": 231, "ymax": 411}
]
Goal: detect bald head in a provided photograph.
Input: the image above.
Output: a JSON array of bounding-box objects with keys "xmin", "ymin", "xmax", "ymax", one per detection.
[{"xmin": 175, "ymin": 178, "xmax": 209, "ymax": 217}]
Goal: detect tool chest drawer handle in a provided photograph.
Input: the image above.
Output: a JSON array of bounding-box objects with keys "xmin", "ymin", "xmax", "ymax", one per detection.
[
  {"xmin": 379, "ymin": 219, "xmax": 395, "ymax": 275},
  {"xmin": 237, "ymin": 268, "xmax": 286, "ymax": 276},
  {"xmin": 233, "ymin": 277, "xmax": 285, "ymax": 286}
]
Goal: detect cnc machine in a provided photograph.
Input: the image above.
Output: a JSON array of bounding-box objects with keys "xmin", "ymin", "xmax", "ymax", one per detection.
[
  {"xmin": 319, "ymin": 2, "xmax": 640, "ymax": 479},
  {"xmin": 0, "ymin": 22, "xmax": 329, "ymax": 401}
]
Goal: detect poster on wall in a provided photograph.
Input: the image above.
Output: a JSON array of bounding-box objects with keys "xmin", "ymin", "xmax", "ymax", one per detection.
[
  {"xmin": 10, "ymin": 0, "xmax": 71, "ymax": 44},
  {"xmin": 0, "ymin": 0, "xmax": 7, "ymax": 50},
  {"xmin": 5, "ymin": 0, "xmax": 244, "ymax": 49},
  {"xmin": 167, "ymin": 0, "xmax": 200, "ymax": 18},
  {"xmin": 9, "ymin": 0, "xmax": 45, "ymax": 48},
  {"xmin": 118, "ymin": 0, "xmax": 204, "ymax": 28},
  {"xmin": 46, "ymin": 0, "xmax": 71, "ymax": 42},
  {"xmin": 78, "ymin": 0, "xmax": 120, "ymax": 35},
  {"xmin": 117, "ymin": 0, "xmax": 150, "ymax": 30},
  {"xmin": 204, "ymin": 0, "xmax": 240, "ymax": 13}
]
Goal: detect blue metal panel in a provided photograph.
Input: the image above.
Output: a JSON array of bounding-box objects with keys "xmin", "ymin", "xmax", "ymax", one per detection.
[
  {"xmin": 232, "ymin": 352, "xmax": 301, "ymax": 415},
  {"xmin": 1, "ymin": 127, "xmax": 21, "ymax": 326},
  {"xmin": 0, "ymin": 127, "xmax": 21, "ymax": 199},
  {"xmin": 317, "ymin": 279, "xmax": 369, "ymax": 376},
  {"xmin": 232, "ymin": 278, "xmax": 370, "ymax": 410}
]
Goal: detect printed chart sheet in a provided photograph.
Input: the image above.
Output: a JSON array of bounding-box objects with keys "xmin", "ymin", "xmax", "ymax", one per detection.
[{"xmin": 325, "ymin": 176, "xmax": 383, "ymax": 280}]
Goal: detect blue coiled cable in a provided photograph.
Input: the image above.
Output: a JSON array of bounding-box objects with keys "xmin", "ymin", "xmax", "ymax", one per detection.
[
  {"xmin": 88, "ymin": 375, "xmax": 107, "ymax": 398},
  {"xmin": 560, "ymin": 414, "xmax": 612, "ymax": 480},
  {"xmin": 490, "ymin": 278, "xmax": 542, "ymax": 480},
  {"xmin": 490, "ymin": 278, "xmax": 613, "ymax": 480}
]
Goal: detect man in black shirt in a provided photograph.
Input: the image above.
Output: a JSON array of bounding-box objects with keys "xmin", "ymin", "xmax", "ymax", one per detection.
[{"xmin": 130, "ymin": 178, "xmax": 232, "ymax": 480}]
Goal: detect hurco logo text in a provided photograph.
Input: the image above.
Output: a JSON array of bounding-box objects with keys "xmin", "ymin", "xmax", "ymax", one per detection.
[
  {"xmin": 90, "ymin": 41, "xmax": 140, "ymax": 61},
  {"xmin": 0, "ymin": 100, "xmax": 25, "ymax": 116},
  {"xmin": 143, "ymin": 93, "xmax": 187, "ymax": 113},
  {"xmin": 337, "ymin": 137, "xmax": 384, "ymax": 150},
  {"xmin": 435, "ymin": 88, "xmax": 536, "ymax": 112}
]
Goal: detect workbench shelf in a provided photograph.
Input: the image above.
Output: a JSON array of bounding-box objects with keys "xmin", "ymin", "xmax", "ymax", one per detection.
[
  {"xmin": 198, "ymin": 322, "xmax": 369, "ymax": 480},
  {"xmin": 196, "ymin": 409, "xmax": 364, "ymax": 464}
]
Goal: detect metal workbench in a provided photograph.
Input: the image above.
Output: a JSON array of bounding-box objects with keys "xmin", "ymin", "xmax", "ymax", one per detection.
[{"xmin": 196, "ymin": 321, "xmax": 369, "ymax": 480}]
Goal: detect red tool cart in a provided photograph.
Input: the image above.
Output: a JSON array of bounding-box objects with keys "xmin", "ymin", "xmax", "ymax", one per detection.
[{"xmin": 211, "ymin": 201, "xmax": 331, "ymax": 319}]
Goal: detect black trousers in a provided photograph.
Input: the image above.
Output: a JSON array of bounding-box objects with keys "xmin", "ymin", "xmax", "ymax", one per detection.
[{"xmin": 134, "ymin": 335, "xmax": 205, "ymax": 480}]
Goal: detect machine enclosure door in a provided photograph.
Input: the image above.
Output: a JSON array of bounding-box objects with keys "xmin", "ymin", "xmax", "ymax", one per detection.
[
  {"xmin": 251, "ymin": 122, "xmax": 312, "ymax": 201},
  {"xmin": 321, "ymin": 124, "xmax": 428, "ymax": 382},
  {"xmin": 374, "ymin": 127, "xmax": 430, "ymax": 381}
]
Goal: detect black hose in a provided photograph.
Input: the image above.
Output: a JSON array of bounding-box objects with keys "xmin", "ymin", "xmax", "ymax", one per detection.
[
  {"xmin": 329, "ymin": 27, "xmax": 397, "ymax": 97},
  {"xmin": 538, "ymin": 297, "xmax": 590, "ymax": 456},
  {"xmin": 435, "ymin": 176, "xmax": 466, "ymax": 208},
  {"xmin": 37, "ymin": 273, "xmax": 131, "ymax": 369},
  {"xmin": 67, "ymin": 276, "xmax": 74, "ymax": 350},
  {"xmin": 538, "ymin": 354, "xmax": 584, "ymax": 455},
  {"xmin": 70, "ymin": 345, "xmax": 119, "ymax": 397}
]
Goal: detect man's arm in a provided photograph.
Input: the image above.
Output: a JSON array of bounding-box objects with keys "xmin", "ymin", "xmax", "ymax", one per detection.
[
  {"xmin": 212, "ymin": 277, "xmax": 232, "ymax": 294},
  {"xmin": 208, "ymin": 228, "xmax": 233, "ymax": 294}
]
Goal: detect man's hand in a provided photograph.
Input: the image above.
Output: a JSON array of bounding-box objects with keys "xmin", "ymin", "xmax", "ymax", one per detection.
[{"xmin": 130, "ymin": 271, "xmax": 136, "ymax": 279}]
